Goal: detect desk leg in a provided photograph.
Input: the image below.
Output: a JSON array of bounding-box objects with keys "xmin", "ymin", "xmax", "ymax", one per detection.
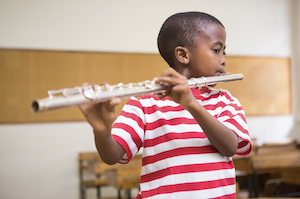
[
  {"xmin": 97, "ymin": 185, "xmax": 101, "ymax": 199},
  {"xmin": 96, "ymin": 174, "xmax": 101, "ymax": 199},
  {"xmin": 118, "ymin": 190, "xmax": 121, "ymax": 199},
  {"xmin": 79, "ymin": 166, "xmax": 85, "ymax": 199},
  {"xmin": 126, "ymin": 190, "xmax": 131, "ymax": 199},
  {"xmin": 254, "ymin": 169, "xmax": 259, "ymax": 197},
  {"xmin": 248, "ymin": 174, "xmax": 255, "ymax": 198}
]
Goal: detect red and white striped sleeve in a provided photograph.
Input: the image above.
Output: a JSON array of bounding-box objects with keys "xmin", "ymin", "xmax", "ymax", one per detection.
[
  {"xmin": 216, "ymin": 89, "xmax": 252, "ymax": 155},
  {"xmin": 111, "ymin": 97, "xmax": 145, "ymax": 163}
]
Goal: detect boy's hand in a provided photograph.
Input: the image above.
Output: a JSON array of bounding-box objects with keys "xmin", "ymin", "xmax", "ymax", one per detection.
[
  {"xmin": 79, "ymin": 83, "xmax": 125, "ymax": 164},
  {"xmin": 79, "ymin": 83, "xmax": 121, "ymax": 134},
  {"xmin": 155, "ymin": 68, "xmax": 196, "ymax": 109}
]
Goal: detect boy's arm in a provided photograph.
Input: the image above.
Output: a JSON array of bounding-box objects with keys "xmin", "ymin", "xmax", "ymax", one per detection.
[
  {"xmin": 79, "ymin": 83, "xmax": 125, "ymax": 165},
  {"xmin": 185, "ymin": 100, "xmax": 239, "ymax": 157},
  {"xmin": 156, "ymin": 68, "xmax": 238, "ymax": 157}
]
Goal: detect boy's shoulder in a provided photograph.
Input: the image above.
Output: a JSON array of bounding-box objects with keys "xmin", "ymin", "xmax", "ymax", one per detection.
[
  {"xmin": 199, "ymin": 86, "xmax": 226, "ymax": 94},
  {"xmin": 197, "ymin": 86, "xmax": 228, "ymax": 96},
  {"xmin": 129, "ymin": 87, "xmax": 238, "ymax": 105},
  {"xmin": 198, "ymin": 86, "xmax": 237, "ymax": 102},
  {"xmin": 135, "ymin": 87, "xmax": 233, "ymax": 99}
]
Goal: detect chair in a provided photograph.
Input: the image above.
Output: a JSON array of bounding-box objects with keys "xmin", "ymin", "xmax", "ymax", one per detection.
[
  {"xmin": 79, "ymin": 152, "xmax": 142, "ymax": 199},
  {"xmin": 78, "ymin": 152, "xmax": 107, "ymax": 199},
  {"xmin": 94, "ymin": 154, "xmax": 142, "ymax": 199},
  {"xmin": 234, "ymin": 138, "xmax": 300, "ymax": 198}
]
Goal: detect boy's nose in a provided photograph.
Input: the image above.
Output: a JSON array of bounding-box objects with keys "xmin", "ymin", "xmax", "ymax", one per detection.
[{"xmin": 221, "ymin": 57, "xmax": 227, "ymax": 66}]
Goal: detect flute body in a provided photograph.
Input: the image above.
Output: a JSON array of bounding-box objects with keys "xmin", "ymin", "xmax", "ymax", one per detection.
[{"xmin": 31, "ymin": 74, "xmax": 243, "ymax": 113}]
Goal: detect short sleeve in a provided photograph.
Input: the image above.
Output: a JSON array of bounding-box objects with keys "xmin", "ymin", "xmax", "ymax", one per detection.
[
  {"xmin": 111, "ymin": 97, "xmax": 145, "ymax": 163},
  {"xmin": 217, "ymin": 90, "xmax": 252, "ymax": 156}
]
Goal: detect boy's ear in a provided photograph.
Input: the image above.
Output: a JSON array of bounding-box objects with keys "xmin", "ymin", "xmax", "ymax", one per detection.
[{"xmin": 174, "ymin": 46, "xmax": 190, "ymax": 65}]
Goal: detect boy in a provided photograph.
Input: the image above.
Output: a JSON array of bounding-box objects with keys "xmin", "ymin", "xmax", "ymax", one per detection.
[{"xmin": 80, "ymin": 12, "xmax": 252, "ymax": 199}]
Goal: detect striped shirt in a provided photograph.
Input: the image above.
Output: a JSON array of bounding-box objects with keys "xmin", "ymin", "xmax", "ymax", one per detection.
[{"xmin": 112, "ymin": 87, "xmax": 252, "ymax": 199}]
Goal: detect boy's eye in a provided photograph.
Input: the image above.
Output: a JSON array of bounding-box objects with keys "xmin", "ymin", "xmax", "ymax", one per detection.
[
  {"xmin": 214, "ymin": 49, "xmax": 226, "ymax": 55},
  {"xmin": 214, "ymin": 49, "xmax": 220, "ymax": 54}
]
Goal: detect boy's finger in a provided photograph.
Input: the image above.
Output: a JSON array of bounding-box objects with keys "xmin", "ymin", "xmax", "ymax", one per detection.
[
  {"xmin": 160, "ymin": 68, "xmax": 182, "ymax": 78},
  {"xmin": 105, "ymin": 97, "xmax": 121, "ymax": 111}
]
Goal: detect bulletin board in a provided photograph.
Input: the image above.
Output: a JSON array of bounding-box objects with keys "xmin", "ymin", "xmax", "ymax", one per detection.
[{"xmin": 0, "ymin": 49, "xmax": 291, "ymax": 123}]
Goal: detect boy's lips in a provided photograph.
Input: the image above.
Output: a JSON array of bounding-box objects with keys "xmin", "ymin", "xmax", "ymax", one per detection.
[{"xmin": 215, "ymin": 72, "xmax": 225, "ymax": 76}]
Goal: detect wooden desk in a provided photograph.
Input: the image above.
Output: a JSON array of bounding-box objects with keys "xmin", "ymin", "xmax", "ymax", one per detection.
[
  {"xmin": 233, "ymin": 140, "xmax": 300, "ymax": 198},
  {"xmin": 78, "ymin": 152, "xmax": 107, "ymax": 199},
  {"xmin": 280, "ymin": 167, "xmax": 300, "ymax": 185},
  {"xmin": 234, "ymin": 140, "xmax": 299, "ymax": 173},
  {"xmin": 94, "ymin": 154, "xmax": 142, "ymax": 190},
  {"xmin": 79, "ymin": 152, "xmax": 142, "ymax": 199},
  {"xmin": 251, "ymin": 149, "xmax": 300, "ymax": 171}
]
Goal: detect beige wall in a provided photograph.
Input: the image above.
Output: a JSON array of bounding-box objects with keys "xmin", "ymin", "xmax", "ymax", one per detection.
[{"xmin": 290, "ymin": 0, "xmax": 300, "ymax": 140}]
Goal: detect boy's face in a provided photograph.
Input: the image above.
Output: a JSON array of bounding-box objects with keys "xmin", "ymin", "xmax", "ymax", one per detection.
[{"xmin": 185, "ymin": 23, "xmax": 227, "ymax": 79}]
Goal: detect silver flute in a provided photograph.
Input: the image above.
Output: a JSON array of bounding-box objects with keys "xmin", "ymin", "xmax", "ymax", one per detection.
[{"xmin": 31, "ymin": 73, "xmax": 243, "ymax": 113}]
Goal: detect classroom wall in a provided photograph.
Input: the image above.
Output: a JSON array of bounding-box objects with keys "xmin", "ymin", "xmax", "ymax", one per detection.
[
  {"xmin": 290, "ymin": 0, "xmax": 300, "ymax": 142},
  {"xmin": 0, "ymin": 1, "xmax": 299, "ymax": 199}
]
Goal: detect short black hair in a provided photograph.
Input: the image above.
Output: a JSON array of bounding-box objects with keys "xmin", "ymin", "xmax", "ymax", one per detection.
[{"xmin": 157, "ymin": 12, "xmax": 224, "ymax": 67}]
